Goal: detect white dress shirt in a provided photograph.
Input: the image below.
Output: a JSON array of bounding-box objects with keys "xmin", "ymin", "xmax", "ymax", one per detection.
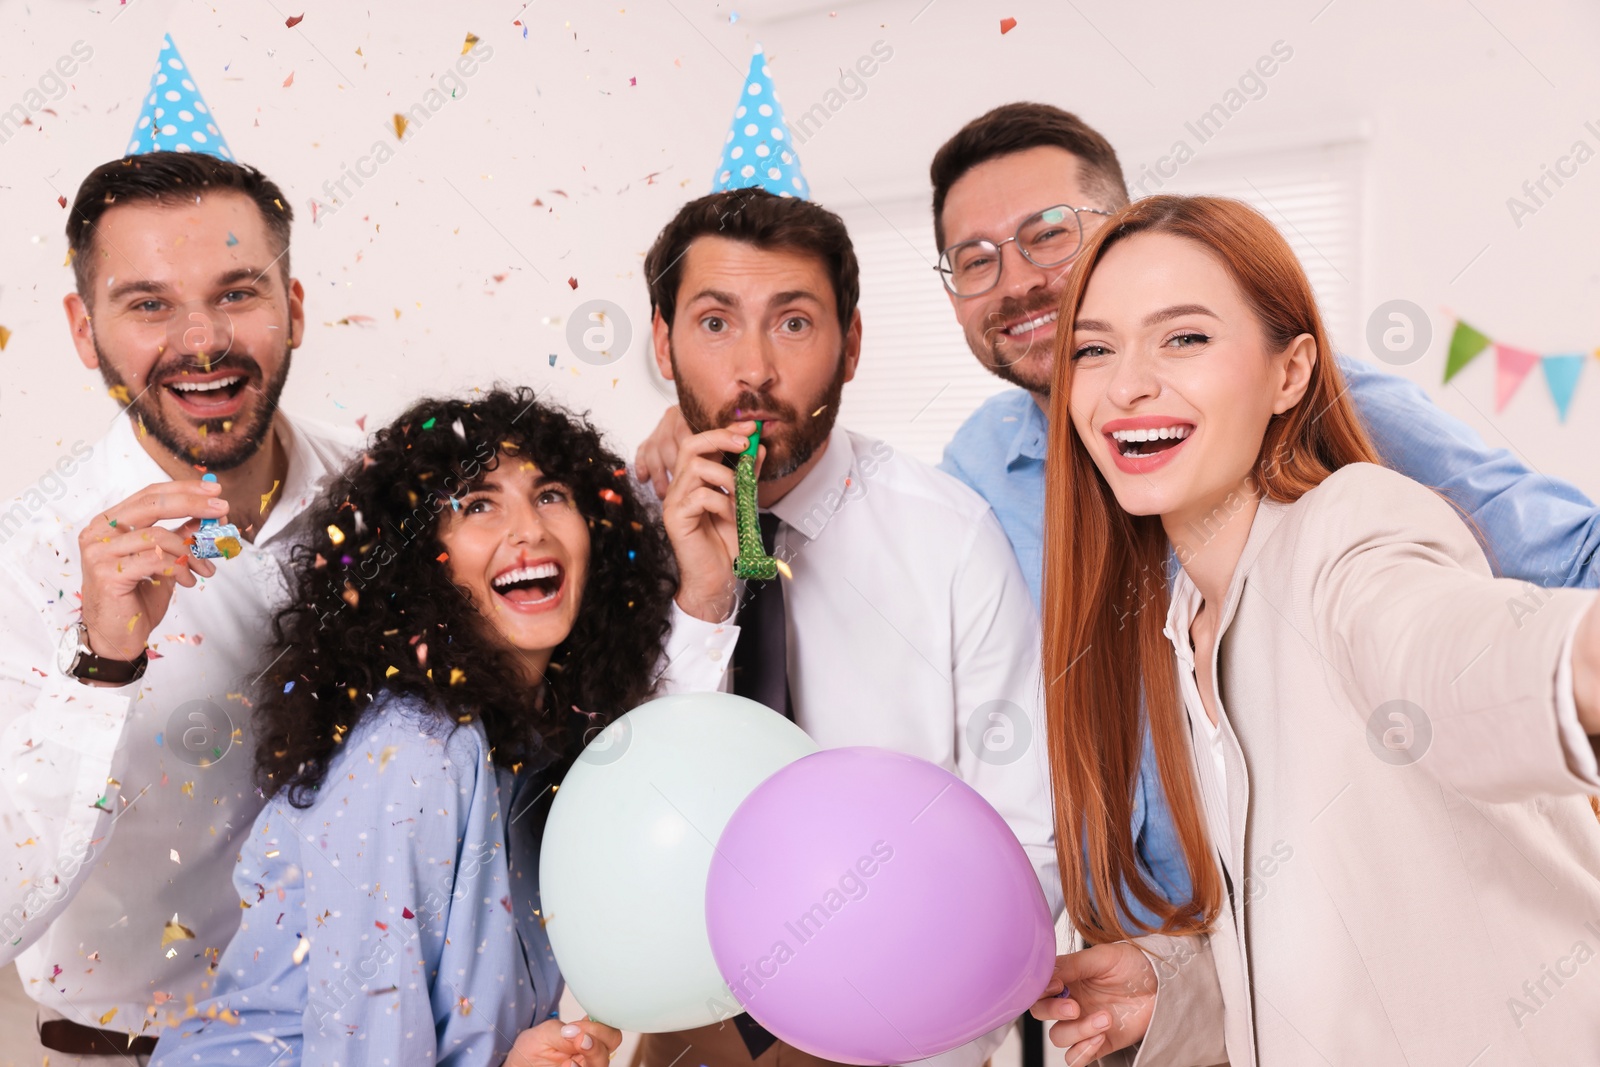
[
  {"xmin": 661, "ymin": 426, "xmax": 1059, "ymax": 1067},
  {"xmin": 0, "ymin": 409, "xmax": 359, "ymax": 1035}
]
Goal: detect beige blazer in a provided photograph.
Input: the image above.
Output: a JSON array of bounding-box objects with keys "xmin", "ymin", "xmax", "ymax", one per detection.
[{"xmin": 1121, "ymin": 462, "xmax": 1600, "ymax": 1067}]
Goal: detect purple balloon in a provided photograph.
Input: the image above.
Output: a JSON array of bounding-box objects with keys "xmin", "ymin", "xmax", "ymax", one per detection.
[{"xmin": 706, "ymin": 747, "xmax": 1056, "ymax": 1065}]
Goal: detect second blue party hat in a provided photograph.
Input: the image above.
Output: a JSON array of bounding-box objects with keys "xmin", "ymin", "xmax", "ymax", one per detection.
[{"xmin": 712, "ymin": 45, "xmax": 809, "ymax": 199}]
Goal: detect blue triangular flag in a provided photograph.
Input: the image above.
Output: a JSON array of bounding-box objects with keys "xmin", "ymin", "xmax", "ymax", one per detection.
[
  {"xmin": 711, "ymin": 45, "xmax": 809, "ymax": 200},
  {"xmin": 1540, "ymin": 353, "xmax": 1585, "ymax": 422},
  {"xmin": 127, "ymin": 34, "xmax": 233, "ymax": 161}
]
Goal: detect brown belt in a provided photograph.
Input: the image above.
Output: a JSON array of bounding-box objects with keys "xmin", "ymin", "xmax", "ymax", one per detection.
[{"xmin": 38, "ymin": 1017, "xmax": 158, "ymax": 1056}]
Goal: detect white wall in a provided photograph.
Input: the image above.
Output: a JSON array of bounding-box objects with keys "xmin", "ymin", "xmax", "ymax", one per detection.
[{"xmin": 1, "ymin": 0, "xmax": 1596, "ymax": 500}]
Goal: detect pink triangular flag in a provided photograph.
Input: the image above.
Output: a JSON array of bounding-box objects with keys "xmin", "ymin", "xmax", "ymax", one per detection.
[{"xmin": 1493, "ymin": 343, "xmax": 1542, "ymax": 412}]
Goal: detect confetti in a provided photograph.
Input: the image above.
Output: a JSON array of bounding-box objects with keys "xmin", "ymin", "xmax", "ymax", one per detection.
[
  {"xmin": 448, "ymin": 668, "xmax": 466, "ymax": 686},
  {"xmin": 598, "ymin": 488, "xmax": 622, "ymax": 505},
  {"xmin": 402, "ymin": 907, "xmax": 415, "ymax": 919},
  {"xmin": 282, "ymin": 70, "xmax": 295, "ymax": 88},
  {"xmin": 161, "ymin": 915, "xmax": 196, "ymax": 949},
  {"xmin": 292, "ymin": 936, "xmax": 311, "ymax": 965},
  {"xmin": 436, "ymin": 551, "xmax": 450, "ymax": 562},
  {"xmin": 57, "ymin": 195, "xmax": 67, "ymax": 209},
  {"xmin": 378, "ymin": 745, "xmax": 399, "ymax": 773},
  {"xmin": 99, "ymin": 1007, "xmax": 117, "ymax": 1025},
  {"xmin": 0, "ymin": 326, "xmax": 10, "ymax": 351},
  {"xmin": 226, "ymin": 231, "xmax": 239, "ymax": 246},
  {"xmin": 422, "ymin": 417, "xmax": 437, "ymax": 430},
  {"xmin": 567, "ymin": 277, "xmax": 579, "ymax": 290},
  {"xmin": 392, "ymin": 113, "xmax": 409, "ymax": 140},
  {"xmin": 385, "ymin": 665, "xmax": 399, "ymax": 678},
  {"xmin": 261, "ymin": 480, "xmax": 281, "ymax": 512},
  {"xmin": 285, "ymin": 13, "xmax": 304, "ymax": 27},
  {"xmin": 327, "ymin": 525, "xmax": 346, "ymax": 546},
  {"xmin": 1000, "ymin": 16, "xmax": 1017, "ymax": 33},
  {"xmin": 548, "ymin": 354, "xmax": 557, "ymax": 367},
  {"xmin": 170, "ymin": 849, "xmax": 181, "ymax": 864},
  {"xmin": 462, "ymin": 32, "xmax": 480, "ymax": 54}
]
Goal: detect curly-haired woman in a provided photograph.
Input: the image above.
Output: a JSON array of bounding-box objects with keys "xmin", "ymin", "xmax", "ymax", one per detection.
[{"xmin": 151, "ymin": 387, "xmax": 677, "ymax": 1067}]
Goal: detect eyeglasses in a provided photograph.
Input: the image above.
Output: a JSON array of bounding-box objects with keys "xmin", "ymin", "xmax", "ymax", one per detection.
[{"xmin": 935, "ymin": 204, "xmax": 1114, "ymax": 297}]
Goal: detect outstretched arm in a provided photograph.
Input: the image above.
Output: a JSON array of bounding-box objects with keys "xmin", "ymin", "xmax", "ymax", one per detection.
[{"xmin": 1340, "ymin": 355, "xmax": 1600, "ymax": 589}]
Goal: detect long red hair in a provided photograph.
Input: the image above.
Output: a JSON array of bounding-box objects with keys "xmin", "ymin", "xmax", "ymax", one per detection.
[{"xmin": 1042, "ymin": 195, "xmax": 1380, "ymax": 943}]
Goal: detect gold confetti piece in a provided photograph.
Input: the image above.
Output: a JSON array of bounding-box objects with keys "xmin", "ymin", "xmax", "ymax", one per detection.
[
  {"xmin": 327, "ymin": 525, "xmax": 345, "ymax": 545},
  {"xmin": 265, "ymin": 849, "xmax": 280, "ymax": 858},
  {"xmin": 812, "ymin": 405, "xmax": 828, "ymax": 417},
  {"xmin": 261, "ymin": 480, "xmax": 281, "ymax": 512},
  {"xmin": 384, "ymin": 665, "xmax": 399, "ymax": 678},
  {"xmin": 448, "ymin": 668, "xmax": 466, "ymax": 686},
  {"xmin": 775, "ymin": 559, "xmax": 793, "ymax": 580},
  {"xmin": 99, "ymin": 1007, "xmax": 117, "ymax": 1025},
  {"xmin": 392, "ymin": 113, "xmax": 408, "ymax": 140},
  {"xmin": 0, "ymin": 326, "xmax": 11, "ymax": 351},
  {"xmin": 378, "ymin": 745, "xmax": 398, "ymax": 773},
  {"xmin": 161, "ymin": 915, "xmax": 196, "ymax": 949},
  {"xmin": 107, "ymin": 384, "xmax": 130, "ymax": 403},
  {"xmin": 457, "ymin": 995, "xmax": 472, "ymax": 1016},
  {"xmin": 462, "ymin": 32, "xmax": 480, "ymax": 54},
  {"xmin": 292, "ymin": 936, "xmax": 311, "ymax": 965},
  {"xmin": 125, "ymin": 612, "xmax": 141, "ymax": 633},
  {"xmin": 214, "ymin": 537, "xmax": 242, "ymax": 559}
]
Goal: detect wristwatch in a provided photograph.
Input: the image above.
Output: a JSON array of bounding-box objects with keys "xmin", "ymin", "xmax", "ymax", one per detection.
[{"xmin": 56, "ymin": 622, "xmax": 148, "ymax": 686}]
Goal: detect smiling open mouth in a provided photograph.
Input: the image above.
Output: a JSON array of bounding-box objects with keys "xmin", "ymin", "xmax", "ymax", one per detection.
[
  {"xmin": 165, "ymin": 374, "xmax": 249, "ymax": 412},
  {"xmin": 491, "ymin": 562, "xmax": 564, "ymax": 607},
  {"xmin": 1110, "ymin": 424, "xmax": 1193, "ymax": 458},
  {"xmin": 1004, "ymin": 309, "xmax": 1058, "ymax": 337}
]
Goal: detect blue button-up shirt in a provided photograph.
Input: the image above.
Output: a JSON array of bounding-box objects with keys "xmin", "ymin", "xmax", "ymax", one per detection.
[
  {"xmin": 940, "ymin": 355, "xmax": 1600, "ymax": 925},
  {"xmin": 152, "ymin": 692, "xmax": 563, "ymax": 1066}
]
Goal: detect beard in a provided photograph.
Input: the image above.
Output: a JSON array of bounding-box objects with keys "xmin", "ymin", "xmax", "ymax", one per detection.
[
  {"xmin": 979, "ymin": 286, "xmax": 1062, "ymax": 396},
  {"xmin": 672, "ymin": 343, "xmax": 848, "ymax": 482},
  {"xmin": 96, "ymin": 340, "xmax": 292, "ymax": 472}
]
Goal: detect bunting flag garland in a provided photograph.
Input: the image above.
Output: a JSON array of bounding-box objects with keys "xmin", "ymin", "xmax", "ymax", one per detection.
[
  {"xmin": 1493, "ymin": 344, "xmax": 1541, "ymax": 413},
  {"xmin": 1443, "ymin": 320, "xmax": 1491, "ymax": 382},
  {"xmin": 1541, "ymin": 354, "xmax": 1586, "ymax": 422},
  {"xmin": 1443, "ymin": 318, "xmax": 1591, "ymax": 423}
]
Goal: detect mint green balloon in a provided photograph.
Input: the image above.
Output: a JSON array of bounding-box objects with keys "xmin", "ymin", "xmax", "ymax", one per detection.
[{"xmin": 540, "ymin": 692, "xmax": 819, "ymax": 1032}]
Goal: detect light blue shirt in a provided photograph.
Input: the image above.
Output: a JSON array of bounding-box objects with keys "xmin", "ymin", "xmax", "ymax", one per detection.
[
  {"xmin": 152, "ymin": 692, "xmax": 563, "ymax": 1066},
  {"xmin": 940, "ymin": 355, "xmax": 1600, "ymax": 925}
]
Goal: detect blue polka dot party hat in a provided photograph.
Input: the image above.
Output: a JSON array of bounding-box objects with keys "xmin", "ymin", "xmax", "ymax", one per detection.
[
  {"xmin": 126, "ymin": 34, "xmax": 234, "ymax": 161},
  {"xmin": 712, "ymin": 44, "xmax": 809, "ymax": 199}
]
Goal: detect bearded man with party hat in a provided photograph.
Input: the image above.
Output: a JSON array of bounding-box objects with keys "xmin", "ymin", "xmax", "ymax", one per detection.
[{"xmin": 0, "ymin": 33, "xmax": 363, "ymax": 1061}]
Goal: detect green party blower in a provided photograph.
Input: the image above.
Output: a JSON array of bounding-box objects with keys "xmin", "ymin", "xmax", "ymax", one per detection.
[{"xmin": 732, "ymin": 421, "xmax": 778, "ymax": 581}]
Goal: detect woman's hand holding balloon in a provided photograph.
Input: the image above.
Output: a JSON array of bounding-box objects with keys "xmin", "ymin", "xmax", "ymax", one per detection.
[
  {"xmin": 1030, "ymin": 943, "xmax": 1158, "ymax": 1065},
  {"xmin": 504, "ymin": 1018, "xmax": 621, "ymax": 1067}
]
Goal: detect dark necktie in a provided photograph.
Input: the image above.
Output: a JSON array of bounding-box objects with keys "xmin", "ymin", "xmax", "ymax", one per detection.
[
  {"xmin": 730, "ymin": 511, "xmax": 793, "ymax": 722},
  {"xmin": 727, "ymin": 512, "xmax": 788, "ymax": 1058}
]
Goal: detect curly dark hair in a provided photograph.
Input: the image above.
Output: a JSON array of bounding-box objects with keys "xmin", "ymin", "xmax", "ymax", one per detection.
[{"xmin": 254, "ymin": 385, "xmax": 676, "ymax": 806}]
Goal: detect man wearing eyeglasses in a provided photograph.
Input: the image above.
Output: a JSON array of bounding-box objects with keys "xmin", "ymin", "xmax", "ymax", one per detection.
[{"xmin": 635, "ymin": 101, "xmax": 1600, "ymax": 1006}]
